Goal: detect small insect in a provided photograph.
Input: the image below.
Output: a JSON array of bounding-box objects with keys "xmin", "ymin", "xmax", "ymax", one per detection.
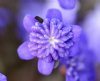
[{"xmin": 35, "ymin": 16, "xmax": 43, "ymax": 23}]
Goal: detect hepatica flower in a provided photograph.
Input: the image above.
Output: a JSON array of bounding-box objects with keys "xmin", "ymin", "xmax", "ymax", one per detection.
[
  {"xmin": 0, "ymin": 73, "xmax": 7, "ymax": 81},
  {"xmin": 17, "ymin": 9, "xmax": 82, "ymax": 75},
  {"xmin": 60, "ymin": 37, "xmax": 96, "ymax": 81},
  {"xmin": 66, "ymin": 52, "xmax": 96, "ymax": 81}
]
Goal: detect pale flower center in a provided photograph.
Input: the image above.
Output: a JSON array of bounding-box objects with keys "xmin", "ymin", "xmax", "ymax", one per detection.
[{"xmin": 49, "ymin": 36, "xmax": 59, "ymax": 47}]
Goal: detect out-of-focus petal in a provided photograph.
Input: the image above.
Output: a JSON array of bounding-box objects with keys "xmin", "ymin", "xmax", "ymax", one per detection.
[
  {"xmin": 58, "ymin": 0, "xmax": 76, "ymax": 9},
  {"xmin": 38, "ymin": 59, "xmax": 54, "ymax": 75},
  {"xmin": 23, "ymin": 15, "xmax": 37, "ymax": 32},
  {"xmin": 70, "ymin": 25, "xmax": 86, "ymax": 56},
  {"xmin": 17, "ymin": 41, "xmax": 35, "ymax": 60},
  {"xmin": 66, "ymin": 75, "xmax": 74, "ymax": 81},
  {"xmin": 0, "ymin": 73, "xmax": 7, "ymax": 81},
  {"xmin": 83, "ymin": 4, "xmax": 100, "ymax": 63},
  {"xmin": 46, "ymin": 9, "xmax": 62, "ymax": 21},
  {"xmin": 69, "ymin": 43, "xmax": 80, "ymax": 56},
  {"xmin": 72, "ymin": 25, "xmax": 82, "ymax": 42}
]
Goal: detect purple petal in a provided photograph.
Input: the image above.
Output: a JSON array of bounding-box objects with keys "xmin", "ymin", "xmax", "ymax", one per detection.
[
  {"xmin": 17, "ymin": 41, "xmax": 35, "ymax": 60},
  {"xmin": 58, "ymin": 0, "xmax": 76, "ymax": 9},
  {"xmin": 23, "ymin": 15, "xmax": 37, "ymax": 32},
  {"xmin": 0, "ymin": 73, "xmax": 7, "ymax": 81},
  {"xmin": 66, "ymin": 76, "xmax": 74, "ymax": 81},
  {"xmin": 46, "ymin": 9, "xmax": 62, "ymax": 21},
  {"xmin": 69, "ymin": 43, "xmax": 80, "ymax": 56},
  {"xmin": 69, "ymin": 25, "xmax": 82, "ymax": 56},
  {"xmin": 72, "ymin": 25, "xmax": 82, "ymax": 42},
  {"xmin": 38, "ymin": 59, "xmax": 54, "ymax": 75}
]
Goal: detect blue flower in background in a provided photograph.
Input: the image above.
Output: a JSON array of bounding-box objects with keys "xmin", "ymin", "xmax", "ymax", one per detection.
[
  {"xmin": 0, "ymin": 8, "xmax": 12, "ymax": 34},
  {"xmin": 66, "ymin": 50, "xmax": 96, "ymax": 81},
  {"xmin": 61, "ymin": 51, "xmax": 96, "ymax": 81},
  {"xmin": 58, "ymin": 0, "xmax": 77, "ymax": 9},
  {"xmin": 0, "ymin": 73, "xmax": 7, "ymax": 81},
  {"xmin": 60, "ymin": 34, "xmax": 97, "ymax": 81},
  {"xmin": 17, "ymin": 9, "xmax": 82, "ymax": 75}
]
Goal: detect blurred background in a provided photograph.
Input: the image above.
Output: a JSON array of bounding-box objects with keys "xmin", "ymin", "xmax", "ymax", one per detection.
[{"xmin": 0, "ymin": 0, "xmax": 100, "ymax": 81}]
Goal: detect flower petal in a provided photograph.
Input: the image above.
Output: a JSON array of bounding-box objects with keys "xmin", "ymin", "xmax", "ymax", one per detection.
[
  {"xmin": 72, "ymin": 25, "xmax": 82, "ymax": 42},
  {"xmin": 46, "ymin": 9, "xmax": 62, "ymax": 21},
  {"xmin": 69, "ymin": 25, "xmax": 82, "ymax": 56},
  {"xmin": 58, "ymin": 0, "xmax": 76, "ymax": 9},
  {"xmin": 0, "ymin": 73, "xmax": 7, "ymax": 81},
  {"xmin": 38, "ymin": 59, "xmax": 54, "ymax": 75},
  {"xmin": 23, "ymin": 15, "xmax": 37, "ymax": 32},
  {"xmin": 66, "ymin": 76, "xmax": 74, "ymax": 81},
  {"xmin": 69, "ymin": 43, "xmax": 80, "ymax": 56},
  {"xmin": 17, "ymin": 41, "xmax": 35, "ymax": 60}
]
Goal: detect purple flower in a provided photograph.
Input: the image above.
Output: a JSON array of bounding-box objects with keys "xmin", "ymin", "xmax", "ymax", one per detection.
[
  {"xmin": 58, "ymin": 0, "xmax": 77, "ymax": 9},
  {"xmin": 60, "ymin": 37, "xmax": 96, "ymax": 81},
  {"xmin": 0, "ymin": 8, "xmax": 12, "ymax": 34},
  {"xmin": 66, "ymin": 52, "xmax": 96, "ymax": 81},
  {"xmin": 17, "ymin": 9, "xmax": 82, "ymax": 75},
  {"xmin": 0, "ymin": 73, "xmax": 7, "ymax": 81}
]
